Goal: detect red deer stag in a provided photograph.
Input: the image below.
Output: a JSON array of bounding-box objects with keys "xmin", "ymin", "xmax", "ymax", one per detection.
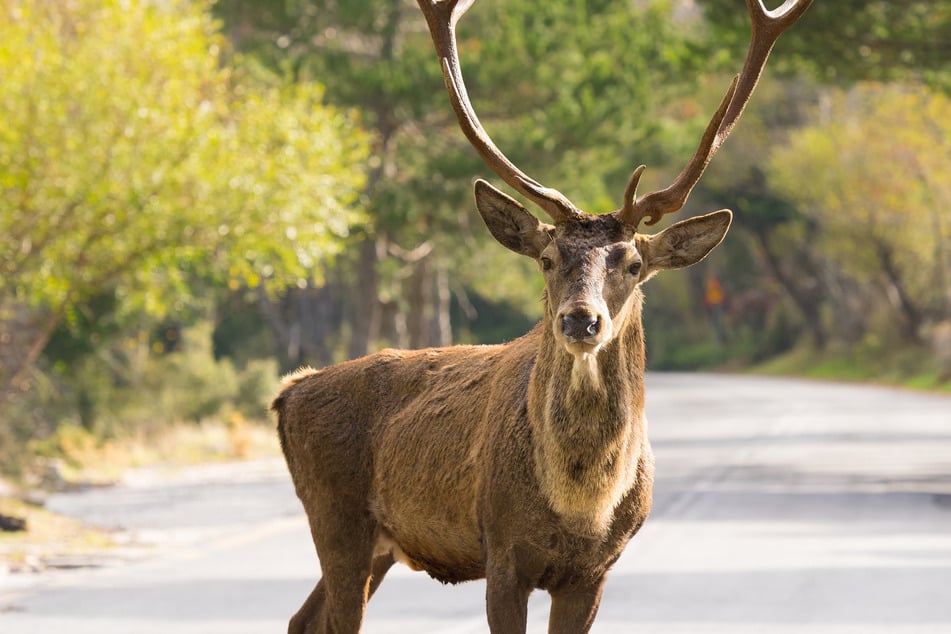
[{"xmin": 273, "ymin": 1, "xmax": 812, "ymax": 631}]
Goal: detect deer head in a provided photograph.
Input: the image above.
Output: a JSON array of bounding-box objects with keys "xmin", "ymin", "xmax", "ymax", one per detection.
[
  {"xmin": 418, "ymin": 0, "xmax": 811, "ymax": 361},
  {"xmin": 475, "ymin": 181, "xmax": 731, "ymax": 361}
]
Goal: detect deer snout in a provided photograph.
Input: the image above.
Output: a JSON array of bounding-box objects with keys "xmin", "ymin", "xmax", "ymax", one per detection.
[{"xmin": 561, "ymin": 308, "xmax": 602, "ymax": 341}]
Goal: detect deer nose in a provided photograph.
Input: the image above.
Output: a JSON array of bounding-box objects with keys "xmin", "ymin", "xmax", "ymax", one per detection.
[{"xmin": 561, "ymin": 309, "xmax": 601, "ymax": 340}]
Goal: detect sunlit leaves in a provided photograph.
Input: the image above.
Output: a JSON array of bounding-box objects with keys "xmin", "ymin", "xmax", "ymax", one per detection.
[
  {"xmin": 768, "ymin": 82, "xmax": 951, "ymax": 330},
  {"xmin": 0, "ymin": 0, "xmax": 368, "ymax": 317},
  {"xmin": 697, "ymin": 0, "xmax": 951, "ymax": 93}
]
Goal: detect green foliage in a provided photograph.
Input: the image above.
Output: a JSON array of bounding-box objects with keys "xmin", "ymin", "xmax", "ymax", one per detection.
[
  {"xmin": 0, "ymin": 0, "xmax": 368, "ymax": 316},
  {"xmin": 697, "ymin": 0, "xmax": 951, "ymax": 93},
  {"xmin": 460, "ymin": 0, "xmax": 705, "ymax": 208},
  {"xmin": 0, "ymin": 0, "xmax": 368, "ymax": 477},
  {"xmin": 451, "ymin": 290, "xmax": 539, "ymax": 345},
  {"xmin": 23, "ymin": 321, "xmax": 279, "ymax": 443},
  {"xmin": 132, "ymin": 326, "xmax": 279, "ymax": 425},
  {"xmin": 755, "ymin": 341, "xmax": 951, "ymax": 393},
  {"xmin": 215, "ymin": 0, "xmax": 715, "ymax": 354},
  {"xmin": 767, "ymin": 82, "xmax": 951, "ymax": 339},
  {"xmin": 212, "ymin": 291, "xmax": 277, "ymax": 365},
  {"xmin": 7, "ymin": 0, "xmax": 951, "ymax": 483}
]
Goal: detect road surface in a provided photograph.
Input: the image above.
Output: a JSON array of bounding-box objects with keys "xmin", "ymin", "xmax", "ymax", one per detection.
[{"xmin": 1, "ymin": 374, "xmax": 950, "ymax": 633}]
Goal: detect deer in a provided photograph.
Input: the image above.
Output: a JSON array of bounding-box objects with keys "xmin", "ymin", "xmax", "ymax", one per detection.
[{"xmin": 272, "ymin": 1, "xmax": 812, "ymax": 631}]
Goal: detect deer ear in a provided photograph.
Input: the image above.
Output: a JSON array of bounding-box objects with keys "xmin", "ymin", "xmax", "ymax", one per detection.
[
  {"xmin": 646, "ymin": 209, "xmax": 732, "ymax": 273},
  {"xmin": 474, "ymin": 179, "xmax": 553, "ymax": 258}
]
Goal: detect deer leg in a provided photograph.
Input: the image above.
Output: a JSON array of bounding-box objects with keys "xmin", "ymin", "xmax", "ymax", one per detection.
[
  {"xmin": 485, "ymin": 564, "xmax": 532, "ymax": 633},
  {"xmin": 288, "ymin": 552, "xmax": 393, "ymax": 634},
  {"xmin": 547, "ymin": 577, "xmax": 606, "ymax": 634},
  {"xmin": 288, "ymin": 496, "xmax": 383, "ymax": 634},
  {"xmin": 367, "ymin": 551, "xmax": 395, "ymax": 597},
  {"xmin": 288, "ymin": 578, "xmax": 327, "ymax": 634}
]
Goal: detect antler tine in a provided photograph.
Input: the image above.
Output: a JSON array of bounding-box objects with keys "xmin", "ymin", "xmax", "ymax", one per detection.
[
  {"xmin": 619, "ymin": 75, "xmax": 738, "ymax": 227},
  {"xmin": 618, "ymin": 0, "xmax": 814, "ymax": 228},
  {"xmin": 416, "ymin": 0, "xmax": 581, "ymax": 223}
]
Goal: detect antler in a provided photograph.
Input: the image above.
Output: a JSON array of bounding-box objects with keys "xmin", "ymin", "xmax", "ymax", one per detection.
[
  {"xmin": 416, "ymin": 0, "xmax": 582, "ymax": 223},
  {"xmin": 616, "ymin": 0, "xmax": 814, "ymax": 228}
]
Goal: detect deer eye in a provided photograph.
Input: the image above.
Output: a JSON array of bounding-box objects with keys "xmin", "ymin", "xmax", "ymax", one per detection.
[
  {"xmin": 540, "ymin": 256, "xmax": 553, "ymax": 271},
  {"xmin": 628, "ymin": 260, "xmax": 642, "ymax": 276}
]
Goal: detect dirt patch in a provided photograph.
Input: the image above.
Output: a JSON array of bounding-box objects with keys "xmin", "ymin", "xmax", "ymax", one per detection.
[{"xmin": 0, "ymin": 496, "xmax": 126, "ymax": 573}]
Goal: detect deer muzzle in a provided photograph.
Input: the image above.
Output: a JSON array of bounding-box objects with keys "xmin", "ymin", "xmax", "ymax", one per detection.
[
  {"xmin": 555, "ymin": 302, "xmax": 612, "ymax": 355},
  {"xmin": 562, "ymin": 308, "xmax": 601, "ymax": 340}
]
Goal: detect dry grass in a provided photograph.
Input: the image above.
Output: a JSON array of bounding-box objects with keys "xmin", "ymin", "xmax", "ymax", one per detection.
[{"xmin": 33, "ymin": 414, "xmax": 280, "ymax": 486}]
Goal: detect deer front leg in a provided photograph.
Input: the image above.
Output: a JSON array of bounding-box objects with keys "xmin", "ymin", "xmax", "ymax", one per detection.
[
  {"xmin": 289, "ymin": 552, "xmax": 395, "ymax": 634},
  {"xmin": 288, "ymin": 483, "xmax": 386, "ymax": 634},
  {"xmin": 547, "ymin": 577, "xmax": 607, "ymax": 634},
  {"xmin": 485, "ymin": 560, "xmax": 532, "ymax": 633}
]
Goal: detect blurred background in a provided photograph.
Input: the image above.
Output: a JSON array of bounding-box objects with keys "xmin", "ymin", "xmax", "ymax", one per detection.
[{"xmin": 2, "ymin": 0, "xmax": 950, "ymax": 487}]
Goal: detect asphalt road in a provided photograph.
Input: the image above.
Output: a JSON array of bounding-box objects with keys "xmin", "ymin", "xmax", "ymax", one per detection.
[{"xmin": 1, "ymin": 373, "xmax": 950, "ymax": 633}]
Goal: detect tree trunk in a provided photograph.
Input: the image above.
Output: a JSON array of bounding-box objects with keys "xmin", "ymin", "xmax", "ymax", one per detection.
[
  {"xmin": 0, "ymin": 300, "xmax": 67, "ymax": 408},
  {"xmin": 431, "ymin": 264, "xmax": 452, "ymax": 347},
  {"xmin": 306, "ymin": 280, "xmax": 342, "ymax": 366},
  {"xmin": 818, "ymin": 265, "xmax": 867, "ymax": 345},
  {"xmin": 876, "ymin": 240, "xmax": 923, "ymax": 343},
  {"xmin": 750, "ymin": 227, "xmax": 828, "ymax": 350},
  {"xmin": 407, "ymin": 256, "xmax": 433, "ymax": 350},
  {"xmin": 347, "ymin": 236, "xmax": 385, "ymax": 359}
]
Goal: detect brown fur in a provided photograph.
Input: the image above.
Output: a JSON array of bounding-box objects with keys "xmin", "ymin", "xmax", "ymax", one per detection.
[
  {"xmin": 274, "ymin": 1, "xmax": 814, "ymax": 625},
  {"xmin": 273, "ymin": 186, "xmax": 731, "ymax": 633}
]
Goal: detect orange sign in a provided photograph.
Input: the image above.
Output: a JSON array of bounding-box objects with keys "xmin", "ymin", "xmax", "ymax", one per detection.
[{"xmin": 705, "ymin": 276, "xmax": 725, "ymax": 307}]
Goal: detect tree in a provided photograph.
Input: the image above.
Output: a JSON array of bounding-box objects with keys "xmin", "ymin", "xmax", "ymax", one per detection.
[
  {"xmin": 0, "ymin": 0, "xmax": 368, "ymax": 403},
  {"xmin": 767, "ymin": 82, "xmax": 951, "ymax": 344},
  {"xmin": 215, "ymin": 0, "xmax": 707, "ymax": 358},
  {"xmin": 697, "ymin": 0, "xmax": 951, "ymax": 93},
  {"xmin": 695, "ymin": 77, "xmax": 833, "ymax": 352}
]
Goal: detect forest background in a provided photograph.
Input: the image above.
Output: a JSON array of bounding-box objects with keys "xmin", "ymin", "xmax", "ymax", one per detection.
[{"xmin": 2, "ymin": 0, "xmax": 950, "ymax": 481}]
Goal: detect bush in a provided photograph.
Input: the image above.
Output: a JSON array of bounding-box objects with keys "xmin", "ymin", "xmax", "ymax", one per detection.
[{"xmin": 2, "ymin": 319, "xmax": 281, "ymax": 480}]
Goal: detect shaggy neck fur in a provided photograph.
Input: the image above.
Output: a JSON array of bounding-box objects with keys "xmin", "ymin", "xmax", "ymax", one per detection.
[
  {"xmin": 570, "ymin": 351, "xmax": 604, "ymax": 393},
  {"xmin": 528, "ymin": 290, "xmax": 648, "ymax": 537}
]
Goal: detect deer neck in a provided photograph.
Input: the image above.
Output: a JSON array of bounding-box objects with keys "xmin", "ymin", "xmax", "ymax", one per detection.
[{"xmin": 528, "ymin": 290, "xmax": 648, "ymax": 537}]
